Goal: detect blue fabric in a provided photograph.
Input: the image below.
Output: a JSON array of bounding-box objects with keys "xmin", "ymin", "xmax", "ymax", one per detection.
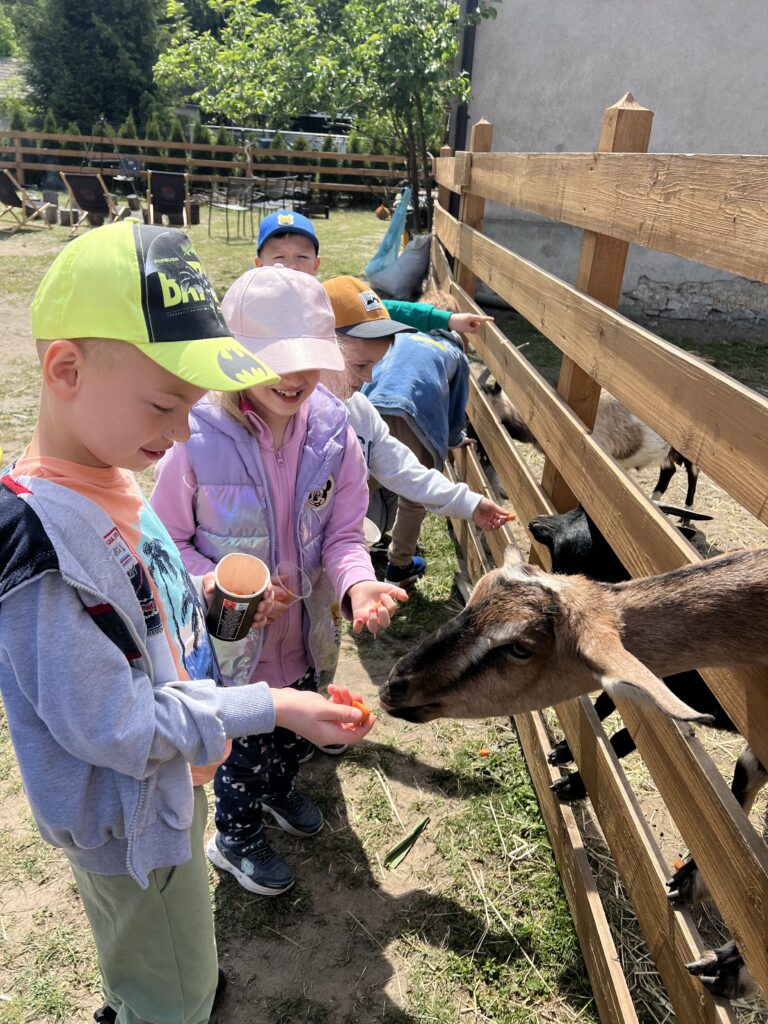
[
  {"xmin": 363, "ymin": 187, "xmax": 411, "ymax": 277},
  {"xmin": 362, "ymin": 328, "xmax": 470, "ymax": 465}
]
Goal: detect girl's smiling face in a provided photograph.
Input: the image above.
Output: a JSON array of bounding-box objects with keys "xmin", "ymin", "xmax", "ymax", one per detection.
[{"xmin": 244, "ymin": 370, "xmax": 321, "ymax": 432}]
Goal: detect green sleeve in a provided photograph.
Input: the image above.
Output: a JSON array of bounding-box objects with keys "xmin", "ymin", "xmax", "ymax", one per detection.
[{"xmin": 383, "ymin": 300, "xmax": 452, "ymax": 333}]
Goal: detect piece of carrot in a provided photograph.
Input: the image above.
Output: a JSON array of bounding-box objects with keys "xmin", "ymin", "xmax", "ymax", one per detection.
[
  {"xmin": 478, "ymin": 747, "xmax": 491, "ymax": 757},
  {"xmin": 351, "ymin": 700, "xmax": 371, "ymax": 724}
]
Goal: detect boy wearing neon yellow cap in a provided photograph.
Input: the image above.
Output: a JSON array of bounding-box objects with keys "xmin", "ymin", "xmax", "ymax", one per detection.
[{"xmin": 0, "ymin": 222, "xmax": 374, "ymax": 1024}]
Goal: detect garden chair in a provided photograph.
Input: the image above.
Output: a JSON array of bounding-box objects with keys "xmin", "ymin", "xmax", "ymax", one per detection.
[
  {"xmin": 258, "ymin": 175, "xmax": 298, "ymax": 218},
  {"xmin": 0, "ymin": 170, "xmax": 54, "ymax": 233},
  {"xmin": 147, "ymin": 170, "xmax": 191, "ymax": 227},
  {"xmin": 207, "ymin": 176, "xmax": 263, "ymax": 242},
  {"xmin": 59, "ymin": 172, "xmax": 127, "ymax": 238}
]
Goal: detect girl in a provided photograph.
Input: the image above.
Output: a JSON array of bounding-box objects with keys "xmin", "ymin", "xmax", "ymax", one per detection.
[{"xmin": 151, "ymin": 266, "xmax": 406, "ymax": 896}]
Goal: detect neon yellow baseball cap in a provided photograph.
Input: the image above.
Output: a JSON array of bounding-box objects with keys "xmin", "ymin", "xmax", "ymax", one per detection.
[{"xmin": 31, "ymin": 220, "xmax": 279, "ymax": 391}]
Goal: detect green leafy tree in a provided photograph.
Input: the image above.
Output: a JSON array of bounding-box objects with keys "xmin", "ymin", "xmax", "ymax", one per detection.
[
  {"xmin": 0, "ymin": 7, "xmax": 18, "ymax": 56},
  {"xmin": 166, "ymin": 115, "xmax": 187, "ymax": 172},
  {"xmin": 144, "ymin": 110, "xmax": 164, "ymax": 170},
  {"xmin": 117, "ymin": 109, "xmax": 139, "ymax": 155},
  {"xmin": 63, "ymin": 119, "xmax": 83, "ymax": 166},
  {"xmin": 17, "ymin": 0, "xmax": 162, "ymax": 127},
  {"xmin": 155, "ymin": 0, "xmax": 500, "ymax": 230},
  {"xmin": 191, "ymin": 120, "xmax": 212, "ymax": 176}
]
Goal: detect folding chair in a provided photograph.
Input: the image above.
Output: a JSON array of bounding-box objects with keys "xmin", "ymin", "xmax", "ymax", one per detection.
[
  {"xmin": 60, "ymin": 172, "xmax": 127, "ymax": 238},
  {"xmin": 207, "ymin": 176, "xmax": 262, "ymax": 241},
  {"xmin": 0, "ymin": 170, "xmax": 54, "ymax": 233},
  {"xmin": 147, "ymin": 170, "xmax": 191, "ymax": 227}
]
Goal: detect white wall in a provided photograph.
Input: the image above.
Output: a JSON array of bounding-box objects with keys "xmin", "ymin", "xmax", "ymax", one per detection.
[{"xmin": 466, "ymin": 0, "xmax": 768, "ymax": 334}]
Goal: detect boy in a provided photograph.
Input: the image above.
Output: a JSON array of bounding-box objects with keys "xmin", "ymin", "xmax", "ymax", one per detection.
[
  {"xmin": 0, "ymin": 221, "xmax": 373, "ymax": 1024},
  {"xmin": 253, "ymin": 212, "xmax": 511, "ymax": 586}
]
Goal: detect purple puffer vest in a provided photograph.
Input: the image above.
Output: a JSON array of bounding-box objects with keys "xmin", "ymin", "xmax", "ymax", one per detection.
[{"xmin": 185, "ymin": 388, "xmax": 348, "ymax": 685}]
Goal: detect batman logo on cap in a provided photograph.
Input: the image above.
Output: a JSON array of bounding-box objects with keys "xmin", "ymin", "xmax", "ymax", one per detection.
[{"xmin": 217, "ymin": 348, "xmax": 269, "ymax": 383}]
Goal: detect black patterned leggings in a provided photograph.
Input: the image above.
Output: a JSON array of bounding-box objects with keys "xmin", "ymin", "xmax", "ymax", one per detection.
[{"xmin": 213, "ymin": 668, "xmax": 316, "ymax": 847}]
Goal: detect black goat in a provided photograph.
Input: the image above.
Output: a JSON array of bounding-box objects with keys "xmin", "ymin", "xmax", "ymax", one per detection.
[{"xmin": 528, "ymin": 505, "xmax": 766, "ymax": 1001}]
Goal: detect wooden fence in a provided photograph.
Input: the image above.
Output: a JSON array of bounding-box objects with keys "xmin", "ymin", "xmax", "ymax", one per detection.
[
  {"xmin": 0, "ymin": 129, "xmax": 406, "ymax": 196},
  {"xmin": 432, "ymin": 96, "xmax": 768, "ymax": 1023}
]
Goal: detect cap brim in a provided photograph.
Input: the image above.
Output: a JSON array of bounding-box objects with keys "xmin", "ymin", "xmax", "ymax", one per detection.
[
  {"xmin": 141, "ymin": 336, "xmax": 280, "ymax": 392},
  {"xmin": 232, "ymin": 335, "xmax": 345, "ymax": 375},
  {"xmin": 338, "ymin": 319, "xmax": 415, "ymax": 339}
]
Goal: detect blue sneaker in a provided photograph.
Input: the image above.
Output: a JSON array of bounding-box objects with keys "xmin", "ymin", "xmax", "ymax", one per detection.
[
  {"xmin": 206, "ymin": 830, "xmax": 294, "ymax": 896},
  {"xmin": 384, "ymin": 556, "xmax": 427, "ymax": 587},
  {"xmin": 261, "ymin": 789, "xmax": 324, "ymax": 837}
]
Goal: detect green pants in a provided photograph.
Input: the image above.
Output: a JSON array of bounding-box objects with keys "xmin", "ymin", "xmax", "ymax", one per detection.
[{"xmin": 71, "ymin": 787, "xmax": 218, "ymax": 1024}]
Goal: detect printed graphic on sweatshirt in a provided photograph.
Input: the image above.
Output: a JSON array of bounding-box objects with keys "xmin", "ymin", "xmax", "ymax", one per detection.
[{"xmin": 138, "ymin": 504, "xmax": 221, "ymax": 683}]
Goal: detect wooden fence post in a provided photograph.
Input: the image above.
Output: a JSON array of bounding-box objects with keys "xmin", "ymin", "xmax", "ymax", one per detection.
[
  {"xmin": 14, "ymin": 134, "xmax": 24, "ymax": 184},
  {"xmin": 455, "ymin": 118, "xmax": 493, "ymax": 299},
  {"xmin": 436, "ymin": 143, "xmax": 452, "ymax": 211},
  {"xmin": 540, "ymin": 93, "xmax": 654, "ymax": 510}
]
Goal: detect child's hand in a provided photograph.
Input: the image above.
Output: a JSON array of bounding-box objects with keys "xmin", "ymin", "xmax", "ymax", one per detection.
[
  {"xmin": 190, "ymin": 739, "xmax": 232, "ymax": 786},
  {"xmin": 271, "ymin": 686, "xmax": 376, "ymax": 746},
  {"xmin": 447, "ymin": 312, "xmax": 495, "ymax": 334},
  {"xmin": 472, "ymin": 498, "xmax": 515, "ymax": 531},
  {"xmin": 349, "ymin": 581, "xmax": 408, "ymax": 635},
  {"xmin": 202, "ymin": 574, "xmax": 275, "ymax": 631}
]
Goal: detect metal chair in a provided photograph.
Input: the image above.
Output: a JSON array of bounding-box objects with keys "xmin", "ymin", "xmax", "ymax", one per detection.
[
  {"xmin": 207, "ymin": 176, "xmax": 263, "ymax": 241},
  {"xmin": 258, "ymin": 175, "xmax": 298, "ymax": 218},
  {"xmin": 0, "ymin": 170, "xmax": 54, "ymax": 233},
  {"xmin": 146, "ymin": 170, "xmax": 191, "ymax": 227},
  {"xmin": 59, "ymin": 172, "xmax": 127, "ymax": 238}
]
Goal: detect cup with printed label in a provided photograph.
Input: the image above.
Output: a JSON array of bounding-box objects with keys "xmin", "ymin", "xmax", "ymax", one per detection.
[
  {"xmin": 207, "ymin": 553, "xmax": 270, "ymax": 641},
  {"xmin": 272, "ymin": 561, "xmax": 312, "ymax": 607}
]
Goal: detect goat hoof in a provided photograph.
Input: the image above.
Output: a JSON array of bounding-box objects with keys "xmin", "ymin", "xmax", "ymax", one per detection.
[
  {"xmin": 686, "ymin": 941, "xmax": 756, "ymax": 1000},
  {"xmin": 550, "ymin": 773, "xmax": 587, "ymax": 802},
  {"xmin": 547, "ymin": 739, "xmax": 574, "ymax": 766},
  {"xmin": 666, "ymin": 858, "xmax": 707, "ymax": 905}
]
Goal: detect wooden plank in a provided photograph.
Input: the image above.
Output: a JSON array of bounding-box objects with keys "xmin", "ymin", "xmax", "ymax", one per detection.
[
  {"xmin": 455, "ymin": 150, "xmax": 768, "ymax": 284},
  {"xmin": 433, "ymin": 203, "xmax": 768, "ymax": 527},
  {"xmin": 456, "ymin": 119, "xmax": 493, "ymax": 298},
  {"xmin": 514, "ymin": 711, "xmax": 640, "ymax": 1024},
  {"xmin": 614, "ymin": 696, "xmax": 768, "ymax": 997},
  {"xmin": 556, "ymin": 698, "xmax": 739, "ymax": 1024},
  {"xmin": 2, "ymin": 130, "xmax": 406, "ymax": 163},
  {"xmin": 541, "ymin": 94, "xmax": 653, "ymax": 511}
]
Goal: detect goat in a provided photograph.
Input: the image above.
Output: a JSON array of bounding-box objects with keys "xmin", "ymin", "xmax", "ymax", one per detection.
[
  {"xmin": 474, "ymin": 369, "xmax": 699, "ymax": 514},
  {"xmin": 527, "ymin": 507, "xmax": 764, "ymax": 809},
  {"xmin": 380, "ymin": 544, "xmax": 768, "ymax": 1000}
]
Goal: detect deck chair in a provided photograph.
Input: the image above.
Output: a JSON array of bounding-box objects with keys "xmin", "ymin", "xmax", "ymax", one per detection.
[
  {"xmin": 0, "ymin": 170, "xmax": 54, "ymax": 233},
  {"xmin": 147, "ymin": 170, "xmax": 191, "ymax": 227},
  {"xmin": 207, "ymin": 176, "xmax": 262, "ymax": 241},
  {"xmin": 60, "ymin": 172, "xmax": 127, "ymax": 238}
]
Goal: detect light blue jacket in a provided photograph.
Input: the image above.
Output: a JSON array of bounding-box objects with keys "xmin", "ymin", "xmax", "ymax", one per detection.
[{"xmin": 362, "ymin": 328, "xmax": 469, "ymax": 466}]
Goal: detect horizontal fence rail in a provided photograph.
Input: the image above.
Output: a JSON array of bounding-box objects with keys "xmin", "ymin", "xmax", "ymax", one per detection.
[
  {"xmin": 432, "ymin": 100, "xmax": 768, "ymax": 1024},
  {"xmin": 0, "ymin": 129, "xmax": 406, "ymax": 192}
]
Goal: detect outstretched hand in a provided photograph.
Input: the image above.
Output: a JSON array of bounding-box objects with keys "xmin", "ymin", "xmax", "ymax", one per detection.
[
  {"xmin": 472, "ymin": 497, "xmax": 515, "ymax": 531},
  {"xmin": 447, "ymin": 312, "xmax": 495, "ymax": 334},
  {"xmin": 349, "ymin": 580, "xmax": 408, "ymax": 635},
  {"xmin": 272, "ymin": 685, "xmax": 376, "ymax": 746}
]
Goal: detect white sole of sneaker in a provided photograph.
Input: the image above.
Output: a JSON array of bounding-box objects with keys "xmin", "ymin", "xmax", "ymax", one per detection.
[
  {"xmin": 261, "ymin": 803, "xmax": 324, "ymax": 838},
  {"xmin": 206, "ymin": 834, "xmax": 294, "ymax": 896}
]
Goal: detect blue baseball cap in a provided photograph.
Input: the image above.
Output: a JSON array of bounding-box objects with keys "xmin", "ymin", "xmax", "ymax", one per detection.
[{"xmin": 257, "ymin": 210, "xmax": 319, "ymax": 254}]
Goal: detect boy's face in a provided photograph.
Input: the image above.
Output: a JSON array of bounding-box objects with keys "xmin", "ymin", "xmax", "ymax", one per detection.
[
  {"xmin": 256, "ymin": 233, "xmax": 320, "ymax": 276},
  {"xmin": 339, "ymin": 335, "xmax": 392, "ymax": 391},
  {"xmin": 44, "ymin": 339, "xmax": 206, "ymax": 471}
]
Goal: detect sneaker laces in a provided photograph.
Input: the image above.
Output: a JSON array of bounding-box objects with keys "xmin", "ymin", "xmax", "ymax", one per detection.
[
  {"xmin": 236, "ymin": 832, "xmax": 276, "ymax": 865},
  {"xmin": 281, "ymin": 789, "xmax": 305, "ymax": 811}
]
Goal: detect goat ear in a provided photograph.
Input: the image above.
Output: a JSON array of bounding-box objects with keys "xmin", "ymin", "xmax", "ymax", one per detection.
[
  {"xmin": 578, "ymin": 634, "xmax": 713, "ymax": 723},
  {"xmin": 503, "ymin": 541, "xmax": 524, "ymax": 567}
]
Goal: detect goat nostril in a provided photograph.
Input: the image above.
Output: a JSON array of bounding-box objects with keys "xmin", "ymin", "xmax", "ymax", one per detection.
[{"xmin": 382, "ymin": 676, "xmax": 408, "ymax": 703}]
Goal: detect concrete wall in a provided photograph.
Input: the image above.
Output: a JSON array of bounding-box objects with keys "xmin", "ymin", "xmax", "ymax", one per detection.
[{"xmin": 464, "ymin": 0, "xmax": 768, "ymax": 336}]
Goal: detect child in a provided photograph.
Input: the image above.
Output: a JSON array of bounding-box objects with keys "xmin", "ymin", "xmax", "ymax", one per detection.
[
  {"xmin": 150, "ymin": 266, "xmax": 406, "ymax": 897},
  {"xmin": 254, "ymin": 213, "xmax": 512, "ymax": 584},
  {"xmin": 361, "ymin": 288, "xmax": 475, "ymax": 583},
  {"xmin": 0, "ymin": 222, "xmax": 374, "ymax": 1024},
  {"xmin": 254, "ymin": 209, "xmax": 493, "ymax": 339}
]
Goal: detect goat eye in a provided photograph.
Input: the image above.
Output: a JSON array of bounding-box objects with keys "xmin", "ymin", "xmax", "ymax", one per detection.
[{"xmin": 500, "ymin": 641, "xmax": 533, "ymax": 660}]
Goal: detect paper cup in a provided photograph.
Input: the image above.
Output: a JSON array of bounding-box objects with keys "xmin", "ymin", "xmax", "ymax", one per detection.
[
  {"xmin": 363, "ymin": 517, "xmax": 382, "ymax": 548},
  {"xmin": 206, "ymin": 553, "xmax": 270, "ymax": 641}
]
